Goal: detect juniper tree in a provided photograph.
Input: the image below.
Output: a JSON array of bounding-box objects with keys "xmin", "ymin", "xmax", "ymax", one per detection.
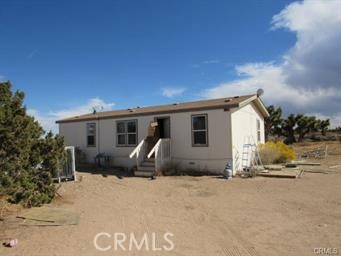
[{"xmin": 0, "ymin": 81, "xmax": 66, "ymax": 207}]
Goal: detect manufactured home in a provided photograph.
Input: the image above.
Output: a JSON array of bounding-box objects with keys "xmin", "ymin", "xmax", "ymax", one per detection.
[{"xmin": 57, "ymin": 94, "xmax": 269, "ymax": 176}]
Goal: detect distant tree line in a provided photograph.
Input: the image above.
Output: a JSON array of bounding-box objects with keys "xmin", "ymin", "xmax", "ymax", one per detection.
[
  {"xmin": 329, "ymin": 126, "xmax": 341, "ymax": 132},
  {"xmin": 0, "ymin": 81, "xmax": 66, "ymax": 207},
  {"xmin": 265, "ymin": 105, "xmax": 330, "ymax": 144}
]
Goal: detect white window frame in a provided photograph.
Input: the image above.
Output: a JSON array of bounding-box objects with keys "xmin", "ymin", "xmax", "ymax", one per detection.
[
  {"xmin": 257, "ymin": 119, "xmax": 261, "ymax": 142},
  {"xmin": 116, "ymin": 119, "xmax": 138, "ymax": 147},
  {"xmin": 191, "ymin": 114, "xmax": 208, "ymax": 147},
  {"xmin": 86, "ymin": 123, "xmax": 96, "ymax": 147}
]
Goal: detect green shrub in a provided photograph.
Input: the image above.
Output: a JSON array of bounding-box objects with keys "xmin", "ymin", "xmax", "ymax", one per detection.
[{"xmin": 0, "ymin": 81, "xmax": 66, "ymax": 207}]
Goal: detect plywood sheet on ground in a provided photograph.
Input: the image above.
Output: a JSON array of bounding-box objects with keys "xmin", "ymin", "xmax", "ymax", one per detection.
[
  {"xmin": 17, "ymin": 207, "xmax": 79, "ymax": 226},
  {"xmin": 257, "ymin": 169, "xmax": 302, "ymax": 179}
]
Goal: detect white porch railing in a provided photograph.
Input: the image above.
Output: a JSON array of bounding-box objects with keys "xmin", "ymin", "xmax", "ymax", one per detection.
[
  {"xmin": 129, "ymin": 139, "xmax": 147, "ymax": 167},
  {"xmin": 147, "ymin": 138, "xmax": 171, "ymax": 173}
]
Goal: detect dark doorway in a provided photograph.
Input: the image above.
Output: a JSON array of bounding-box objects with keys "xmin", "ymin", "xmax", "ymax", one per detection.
[{"xmin": 155, "ymin": 117, "xmax": 170, "ymax": 139}]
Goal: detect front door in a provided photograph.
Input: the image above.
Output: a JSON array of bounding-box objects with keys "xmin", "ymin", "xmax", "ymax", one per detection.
[{"xmin": 155, "ymin": 117, "xmax": 170, "ymax": 139}]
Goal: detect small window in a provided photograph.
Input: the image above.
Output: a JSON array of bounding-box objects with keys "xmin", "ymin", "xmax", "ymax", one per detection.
[
  {"xmin": 192, "ymin": 114, "xmax": 208, "ymax": 146},
  {"xmin": 257, "ymin": 119, "xmax": 261, "ymax": 142},
  {"xmin": 116, "ymin": 120, "xmax": 137, "ymax": 146},
  {"xmin": 86, "ymin": 123, "xmax": 96, "ymax": 147}
]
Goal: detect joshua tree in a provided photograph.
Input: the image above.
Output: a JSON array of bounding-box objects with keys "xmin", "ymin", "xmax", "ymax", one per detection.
[
  {"xmin": 281, "ymin": 114, "xmax": 297, "ymax": 144},
  {"xmin": 265, "ymin": 105, "xmax": 282, "ymax": 140},
  {"xmin": 318, "ymin": 119, "xmax": 330, "ymax": 136},
  {"xmin": 296, "ymin": 115, "xmax": 319, "ymax": 142}
]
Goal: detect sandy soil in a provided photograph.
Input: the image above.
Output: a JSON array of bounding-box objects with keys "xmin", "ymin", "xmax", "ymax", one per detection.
[{"xmin": 1, "ymin": 150, "xmax": 341, "ymax": 256}]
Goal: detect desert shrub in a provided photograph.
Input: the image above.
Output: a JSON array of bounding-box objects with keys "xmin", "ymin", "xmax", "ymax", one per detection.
[
  {"xmin": 161, "ymin": 161, "xmax": 182, "ymax": 176},
  {"xmin": 258, "ymin": 144, "xmax": 280, "ymax": 164},
  {"xmin": 275, "ymin": 141, "xmax": 296, "ymax": 162},
  {"xmin": 183, "ymin": 168, "xmax": 209, "ymax": 176},
  {"xmin": 161, "ymin": 161, "xmax": 208, "ymax": 176},
  {"xmin": 259, "ymin": 141, "xmax": 296, "ymax": 164}
]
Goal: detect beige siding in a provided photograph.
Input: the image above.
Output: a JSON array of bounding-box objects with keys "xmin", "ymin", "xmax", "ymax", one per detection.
[
  {"xmin": 231, "ymin": 102, "xmax": 265, "ymax": 173},
  {"xmin": 169, "ymin": 109, "xmax": 232, "ymax": 173},
  {"xmin": 59, "ymin": 108, "xmax": 232, "ymax": 173}
]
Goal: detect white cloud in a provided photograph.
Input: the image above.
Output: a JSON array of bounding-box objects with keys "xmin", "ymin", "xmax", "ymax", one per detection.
[
  {"xmin": 28, "ymin": 97, "xmax": 115, "ymax": 133},
  {"xmin": 161, "ymin": 87, "xmax": 186, "ymax": 98},
  {"xmin": 203, "ymin": 0, "xmax": 341, "ymax": 127},
  {"xmin": 27, "ymin": 109, "xmax": 56, "ymax": 134},
  {"xmin": 50, "ymin": 97, "xmax": 115, "ymax": 120},
  {"xmin": 306, "ymin": 112, "xmax": 341, "ymax": 129}
]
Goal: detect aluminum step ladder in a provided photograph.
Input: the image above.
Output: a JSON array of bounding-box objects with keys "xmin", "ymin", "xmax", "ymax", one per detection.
[
  {"xmin": 241, "ymin": 143, "xmax": 253, "ymax": 169},
  {"xmin": 241, "ymin": 136, "xmax": 263, "ymax": 170}
]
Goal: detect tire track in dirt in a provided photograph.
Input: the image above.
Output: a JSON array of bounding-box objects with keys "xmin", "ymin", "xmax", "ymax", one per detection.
[
  {"xmin": 219, "ymin": 245, "xmax": 258, "ymax": 256},
  {"xmin": 209, "ymin": 212, "xmax": 260, "ymax": 256},
  {"xmin": 187, "ymin": 190, "xmax": 260, "ymax": 256}
]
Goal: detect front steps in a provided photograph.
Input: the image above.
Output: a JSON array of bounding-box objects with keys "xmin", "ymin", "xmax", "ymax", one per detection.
[{"xmin": 134, "ymin": 158, "xmax": 155, "ymax": 177}]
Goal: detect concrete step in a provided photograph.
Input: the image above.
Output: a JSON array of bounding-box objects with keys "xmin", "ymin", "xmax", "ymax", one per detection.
[
  {"xmin": 134, "ymin": 171, "xmax": 154, "ymax": 177},
  {"xmin": 140, "ymin": 161, "xmax": 155, "ymax": 167},
  {"xmin": 137, "ymin": 166, "xmax": 155, "ymax": 172},
  {"xmin": 144, "ymin": 158, "xmax": 155, "ymax": 162}
]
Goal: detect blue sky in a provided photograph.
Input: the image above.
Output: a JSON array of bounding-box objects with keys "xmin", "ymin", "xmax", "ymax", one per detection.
[{"xmin": 1, "ymin": 0, "xmax": 341, "ymax": 131}]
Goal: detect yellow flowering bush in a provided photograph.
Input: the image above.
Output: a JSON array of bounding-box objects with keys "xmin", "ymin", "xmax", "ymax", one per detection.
[{"xmin": 258, "ymin": 141, "xmax": 296, "ymax": 164}]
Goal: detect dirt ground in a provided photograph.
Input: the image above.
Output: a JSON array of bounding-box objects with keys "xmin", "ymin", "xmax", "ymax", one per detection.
[{"xmin": 1, "ymin": 143, "xmax": 341, "ymax": 256}]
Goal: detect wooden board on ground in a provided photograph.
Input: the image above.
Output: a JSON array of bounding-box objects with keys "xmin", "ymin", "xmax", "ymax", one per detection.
[
  {"xmin": 17, "ymin": 207, "xmax": 79, "ymax": 226},
  {"xmin": 257, "ymin": 169, "xmax": 303, "ymax": 179},
  {"xmin": 329, "ymin": 165, "xmax": 341, "ymax": 169},
  {"xmin": 290, "ymin": 161, "xmax": 321, "ymax": 166},
  {"xmin": 264, "ymin": 165, "xmax": 283, "ymax": 170}
]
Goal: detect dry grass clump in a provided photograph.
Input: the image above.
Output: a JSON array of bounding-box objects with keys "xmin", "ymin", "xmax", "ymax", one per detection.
[
  {"xmin": 258, "ymin": 146, "xmax": 281, "ymax": 164},
  {"xmin": 259, "ymin": 141, "xmax": 296, "ymax": 164}
]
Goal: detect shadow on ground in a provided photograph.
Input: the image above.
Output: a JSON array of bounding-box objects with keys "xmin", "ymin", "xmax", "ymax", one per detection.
[
  {"xmin": 76, "ymin": 163, "xmax": 227, "ymax": 180},
  {"xmin": 76, "ymin": 164, "xmax": 133, "ymax": 179}
]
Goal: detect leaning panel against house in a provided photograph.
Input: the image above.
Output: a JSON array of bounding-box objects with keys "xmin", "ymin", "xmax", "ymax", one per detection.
[{"xmin": 57, "ymin": 94, "xmax": 269, "ymax": 176}]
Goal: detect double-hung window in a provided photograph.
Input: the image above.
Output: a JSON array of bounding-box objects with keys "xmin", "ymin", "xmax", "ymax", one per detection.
[
  {"xmin": 86, "ymin": 123, "xmax": 96, "ymax": 147},
  {"xmin": 116, "ymin": 120, "xmax": 137, "ymax": 146},
  {"xmin": 192, "ymin": 114, "xmax": 208, "ymax": 146},
  {"xmin": 257, "ymin": 119, "xmax": 261, "ymax": 142}
]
